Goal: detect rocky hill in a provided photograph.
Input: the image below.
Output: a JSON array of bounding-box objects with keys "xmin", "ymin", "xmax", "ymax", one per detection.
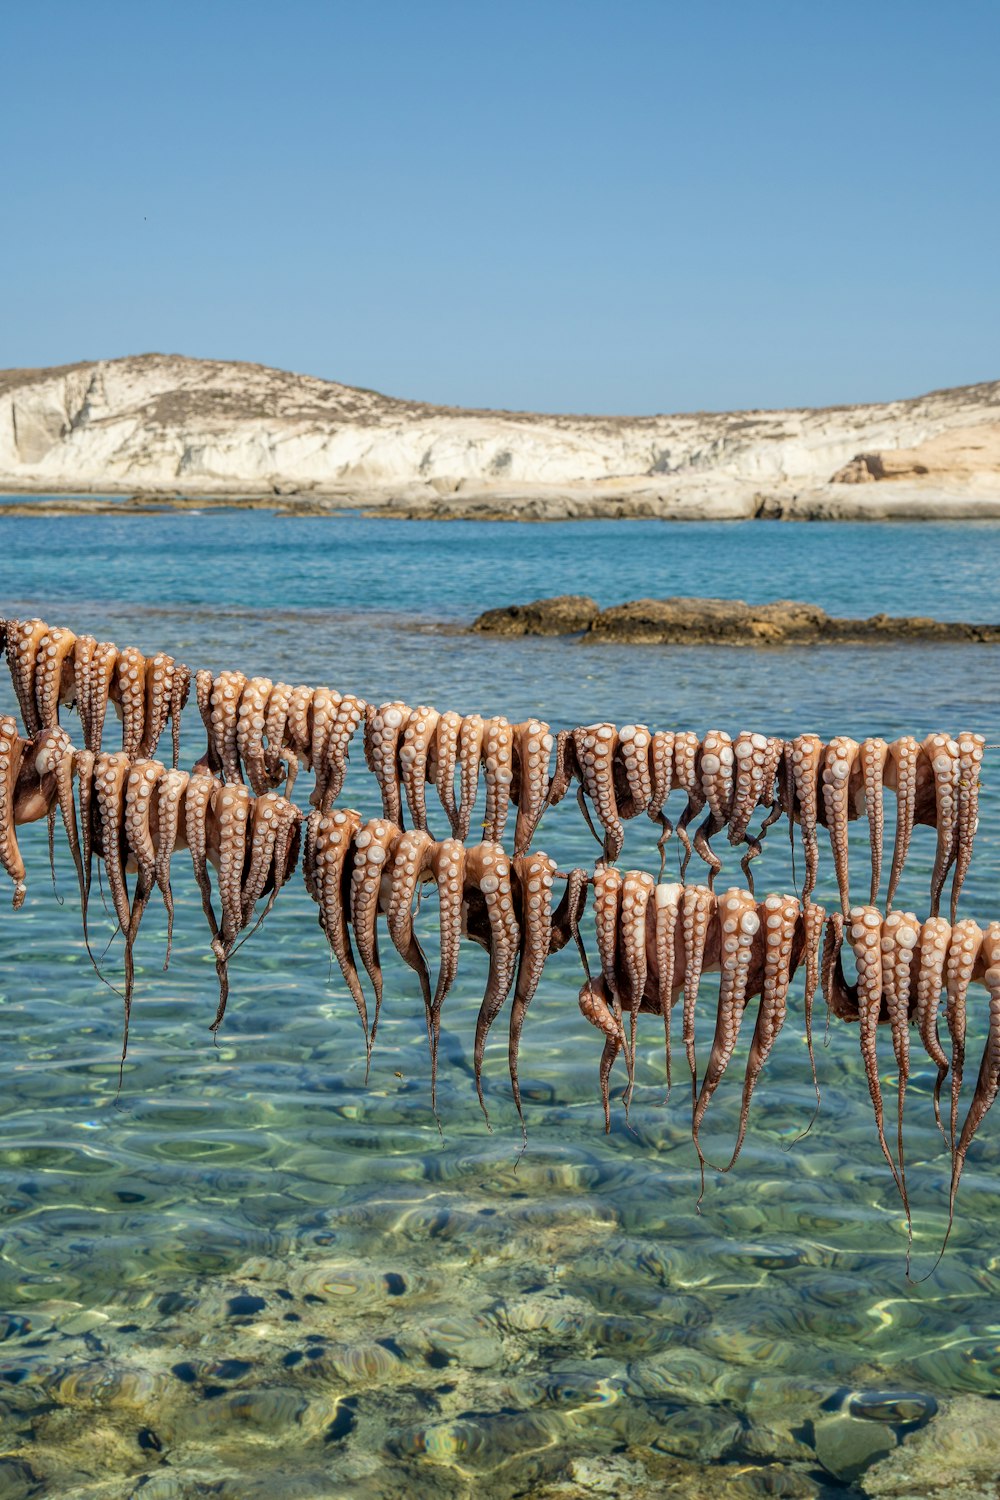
[{"xmin": 1, "ymin": 354, "xmax": 998, "ymax": 519}]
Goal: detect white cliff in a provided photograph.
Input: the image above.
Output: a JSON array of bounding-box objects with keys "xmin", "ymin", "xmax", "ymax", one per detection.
[{"xmin": 1, "ymin": 354, "xmax": 998, "ymax": 519}]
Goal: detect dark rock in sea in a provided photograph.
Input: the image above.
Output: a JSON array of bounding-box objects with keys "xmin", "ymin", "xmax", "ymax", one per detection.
[
  {"xmin": 226, "ymin": 1293, "xmax": 266, "ymax": 1318},
  {"xmin": 470, "ymin": 594, "xmax": 600, "ymax": 636},
  {"xmin": 470, "ymin": 593, "xmax": 1000, "ymax": 646}
]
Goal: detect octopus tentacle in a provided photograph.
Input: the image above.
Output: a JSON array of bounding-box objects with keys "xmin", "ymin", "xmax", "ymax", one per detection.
[
  {"xmin": 672, "ymin": 731, "xmax": 703, "ymax": 879},
  {"xmin": 647, "ymin": 730, "xmax": 675, "ymax": 877},
  {"xmin": 885, "ymin": 736, "xmax": 919, "ymax": 910},
  {"xmin": 428, "ymin": 710, "xmax": 462, "ymax": 837},
  {"xmin": 0, "ymin": 716, "xmax": 28, "ymax": 906},
  {"xmin": 785, "ymin": 735, "xmax": 823, "ymax": 906},
  {"xmin": 573, "ymin": 724, "xmax": 624, "ymax": 862},
  {"xmin": 952, "ymin": 733, "xmax": 984, "ymax": 923},
  {"xmin": 692, "ymin": 887, "xmax": 759, "ymax": 1198},
  {"xmin": 400, "ymin": 706, "xmax": 441, "ymax": 832},
  {"xmin": 86, "ymin": 642, "xmax": 119, "ymax": 756},
  {"xmin": 821, "ymin": 737, "xmax": 860, "ymax": 915},
  {"xmin": 236, "ymin": 677, "xmax": 275, "ymax": 794},
  {"xmin": 507, "ymin": 851, "xmax": 557, "ymax": 1141},
  {"xmin": 365, "ymin": 704, "xmax": 409, "ymax": 827},
  {"xmin": 34, "ymin": 626, "xmax": 77, "ymax": 729},
  {"xmin": 796, "ymin": 900, "xmax": 827, "ymax": 1139},
  {"xmin": 304, "ymin": 808, "xmax": 370, "ymax": 1060},
  {"xmin": 456, "ymin": 713, "xmax": 485, "ymax": 841},
  {"xmin": 923, "ymin": 734, "xmax": 961, "ymax": 918},
  {"xmin": 94, "ymin": 752, "xmax": 133, "ymax": 938},
  {"xmin": 692, "ymin": 730, "xmax": 734, "ymax": 887},
  {"xmin": 944, "ymin": 923, "xmax": 1000, "ymax": 1257},
  {"xmin": 386, "ymin": 828, "xmax": 436, "ymax": 1053},
  {"xmin": 154, "ymin": 768, "xmax": 189, "ymax": 968},
  {"xmin": 195, "ymin": 670, "xmax": 218, "ymax": 771},
  {"xmin": 619, "ymin": 869, "xmax": 654, "ymax": 1100},
  {"xmin": 263, "ymin": 681, "xmax": 294, "ymax": 788},
  {"xmin": 727, "ymin": 893, "xmax": 799, "ymax": 1170},
  {"xmin": 113, "ymin": 647, "xmax": 147, "ymax": 761},
  {"xmin": 578, "ymin": 976, "xmax": 623, "ymax": 1131},
  {"xmin": 943, "ymin": 917, "xmax": 983, "ymax": 1154},
  {"xmin": 139, "ymin": 653, "xmax": 178, "ymax": 760},
  {"xmin": 184, "ymin": 770, "xmax": 224, "ymax": 962},
  {"xmin": 614, "ymin": 724, "xmax": 652, "ymax": 820},
  {"xmin": 307, "ymin": 687, "xmax": 341, "ymax": 806},
  {"xmin": 728, "ymin": 732, "xmax": 782, "ymax": 892},
  {"xmin": 6, "ymin": 618, "xmax": 49, "ymax": 734},
  {"xmin": 858, "ymin": 738, "xmax": 888, "ymax": 904},
  {"xmin": 241, "ymin": 790, "xmax": 288, "ymax": 926},
  {"xmin": 466, "ymin": 842, "xmax": 520, "ymax": 1124},
  {"xmin": 71, "ymin": 635, "xmax": 97, "ymax": 748},
  {"xmin": 168, "ymin": 662, "xmax": 189, "ymax": 769},
  {"xmin": 481, "ymin": 716, "xmax": 513, "ymax": 843},
  {"xmin": 211, "ymin": 671, "xmax": 249, "ymax": 784},
  {"xmin": 285, "ymin": 684, "xmax": 314, "ymax": 770},
  {"xmin": 350, "ymin": 818, "xmax": 402, "ymax": 1049},
  {"xmin": 654, "ymin": 881, "xmax": 683, "ymax": 1093},
  {"xmin": 121, "ymin": 759, "xmax": 165, "ymax": 1060},
  {"xmin": 429, "ymin": 837, "xmax": 466, "ymax": 1091},
  {"xmin": 208, "ymin": 781, "xmax": 252, "ymax": 1031},
  {"xmin": 74, "ymin": 748, "xmax": 97, "ymax": 936},
  {"xmin": 510, "ymin": 719, "xmax": 553, "ymax": 857},
  {"xmin": 913, "ymin": 916, "xmax": 951, "ymax": 1137},
  {"xmin": 592, "ymin": 864, "xmax": 624, "ymax": 1026},
  {"xmin": 680, "ymin": 884, "xmax": 714, "ymax": 1107},
  {"xmin": 318, "ymin": 694, "xmax": 365, "ymax": 811},
  {"xmin": 847, "ymin": 904, "xmax": 904, "ymax": 1202},
  {"xmin": 881, "ymin": 909, "xmax": 920, "ymax": 1237}
]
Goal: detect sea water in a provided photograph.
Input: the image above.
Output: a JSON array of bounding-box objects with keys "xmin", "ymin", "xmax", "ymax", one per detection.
[{"xmin": 0, "ymin": 509, "xmax": 997, "ymax": 1497}]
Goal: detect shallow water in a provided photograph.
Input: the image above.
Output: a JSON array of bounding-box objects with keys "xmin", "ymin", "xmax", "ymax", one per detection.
[{"xmin": 0, "ymin": 509, "xmax": 998, "ymax": 1497}]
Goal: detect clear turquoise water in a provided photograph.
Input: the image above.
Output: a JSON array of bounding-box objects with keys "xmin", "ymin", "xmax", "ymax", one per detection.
[{"xmin": 0, "ymin": 509, "xmax": 998, "ymax": 1497}]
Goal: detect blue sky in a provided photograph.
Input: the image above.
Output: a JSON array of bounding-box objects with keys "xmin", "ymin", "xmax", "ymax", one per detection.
[{"xmin": 2, "ymin": 1, "xmax": 997, "ymax": 413}]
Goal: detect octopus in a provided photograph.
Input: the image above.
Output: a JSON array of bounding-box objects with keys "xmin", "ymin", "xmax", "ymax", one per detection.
[{"xmin": 4, "ymin": 612, "xmax": 1000, "ymax": 1264}]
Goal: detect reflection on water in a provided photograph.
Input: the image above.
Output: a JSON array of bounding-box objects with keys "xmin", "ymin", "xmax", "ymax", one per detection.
[{"xmin": 0, "ymin": 512, "xmax": 998, "ymax": 1496}]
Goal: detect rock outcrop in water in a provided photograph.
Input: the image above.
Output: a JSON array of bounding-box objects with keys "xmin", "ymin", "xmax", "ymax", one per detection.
[
  {"xmin": 471, "ymin": 595, "xmax": 1000, "ymax": 645},
  {"xmin": 0, "ymin": 354, "xmax": 998, "ymax": 518}
]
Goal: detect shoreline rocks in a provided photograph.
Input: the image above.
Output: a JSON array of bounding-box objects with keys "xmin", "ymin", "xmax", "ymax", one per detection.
[{"xmin": 470, "ymin": 594, "xmax": 1000, "ymax": 646}]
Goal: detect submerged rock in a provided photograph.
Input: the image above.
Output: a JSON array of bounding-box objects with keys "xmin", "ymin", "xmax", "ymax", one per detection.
[
  {"xmin": 470, "ymin": 594, "xmax": 1000, "ymax": 646},
  {"xmin": 470, "ymin": 594, "xmax": 600, "ymax": 636}
]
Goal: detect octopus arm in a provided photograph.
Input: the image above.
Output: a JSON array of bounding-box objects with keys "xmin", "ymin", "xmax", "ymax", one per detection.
[
  {"xmin": 400, "ymin": 707, "xmax": 441, "ymax": 832},
  {"xmin": 692, "ymin": 887, "xmax": 759, "ymax": 1197},
  {"xmin": 6, "ymin": 618, "xmax": 49, "ymax": 735},
  {"xmin": 847, "ymin": 904, "xmax": 904, "ymax": 1203},
  {"xmin": 429, "ymin": 838, "xmax": 466, "ymax": 1100},
  {"xmin": 952, "ymin": 734, "xmax": 985, "ymax": 923},
  {"xmin": 858, "ymin": 738, "xmax": 888, "ymax": 904},
  {"xmin": 307, "ymin": 687, "xmax": 341, "ymax": 807},
  {"xmin": 784, "ymin": 735, "xmax": 823, "ymax": 905},
  {"xmin": 428, "ymin": 710, "xmax": 462, "ymax": 837},
  {"xmin": 653, "ymin": 882, "xmax": 683, "ymax": 1092},
  {"xmin": 305, "ymin": 808, "xmax": 370, "ymax": 1062},
  {"xmin": 885, "ymin": 736, "xmax": 919, "ymax": 910},
  {"xmin": 510, "ymin": 719, "xmax": 553, "ymax": 857},
  {"xmin": 386, "ymin": 829, "xmax": 436, "ymax": 1046},
  {"xmin": 947, "ymin": 923, "xmax": 1000, "ymax": 1250},
  {"xmin": 154, "ymin": 769, "xmax": 189, "ymax": 968},
  {"xmin": 507, "ymin": 851, "xmax": 556, "ymax": 1140},
  {"xmin": 0, "ymin": 716, "xmax": 28, "ymax": 905},
  {"xmin": 613, "ymin": 725, "xmax": 652, "ymax": 821},
  {"xmin": 456, "ymin": 713, "xmax": 485, "ymax": 841},
  {"xmin": 913, "ymin": 916, "xmax": 951, "ymax": 1136},
  {"xmin": 680, "ymin": 884, "xmax": 715, "ymax": 1108},
  {"xmin": 647, "ymin": 730, "xmax": 675, "ymax": 877},
  {"xmin": 618, "ymin": 869, "xmax": 654, "ymax": 1100},
  {"xmin": 573, "ymin": 724, "xmax": 624, "ymax": 863},
  {"xmin": 943, "ymin": 918, "xmax": 983, "ymax": 1154},
  {"xmin": 236, "ymin": 677, "xmax": 275, "ymax": 795},
  {"xmin": 349, "ymin": 818, "xmax": 402, "ymax": 1050},
  {"xmin": 727, "ymin": 894, "xmax": 800, "ymax": 1171},
  {"xmin": 923, "ymin": 734, "xmax": 960, "ymax": 918},
  {"xmin": 578, "ymin": 976, "xmax": 624, "ymax": 1132},
  {"xmin": 139, "ymin": 654, "xmax": 178, "ymax": 761},
  {"xmin": 465, "ymin": 842, "xmax": 520, "ymax": 1124},
  {"xmin": 366, "ymin": 704, "xmax": 409, "ymax": 827},
  {"xmin": 262, "ymin": 682, "xmax": 294, "ymax": 788},
  {"xmin": 318, "ymin": 694, "xmax": 364, "ymax": 811},
  {"xmin": 34, "ymin": 627, "xmax": 77, "ymax": 730},
  {"xmin": 672, "ymin": 731, "xmax": 705, "ymax": 880},
  {"xmin": 113, "ymin": 647, "xmax": 148, "ymax": 761},
  {"xmin": 820, "ymin": 737, "xmax": 860, "ymax": 914},
  {"xmin": 881, "ymin": 909, "xmax": 921, "ymax": 1233},
  {"xmin": 120, "ymin": 760, "xmax": 165, "ymax": 1059}
]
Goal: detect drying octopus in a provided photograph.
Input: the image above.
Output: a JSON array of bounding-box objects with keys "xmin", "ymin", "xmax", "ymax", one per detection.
[
  {"xmin": 3, "ymin": 616, "xmax": 190, "ymax": 766},
  {"xmin": 302, "ymin": 807, "xmax": 588, "ymax": 1128}
]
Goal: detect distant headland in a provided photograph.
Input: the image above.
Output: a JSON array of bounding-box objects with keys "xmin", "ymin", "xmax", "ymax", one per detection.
[{"xmin": 1, "ymin": 354, "xmax": 998, "ymax": 521}]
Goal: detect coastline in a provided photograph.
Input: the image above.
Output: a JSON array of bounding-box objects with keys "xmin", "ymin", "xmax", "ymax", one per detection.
[{"xmin": 3, "ymin": 480, "xmax": 1000, "ymax": 522}]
